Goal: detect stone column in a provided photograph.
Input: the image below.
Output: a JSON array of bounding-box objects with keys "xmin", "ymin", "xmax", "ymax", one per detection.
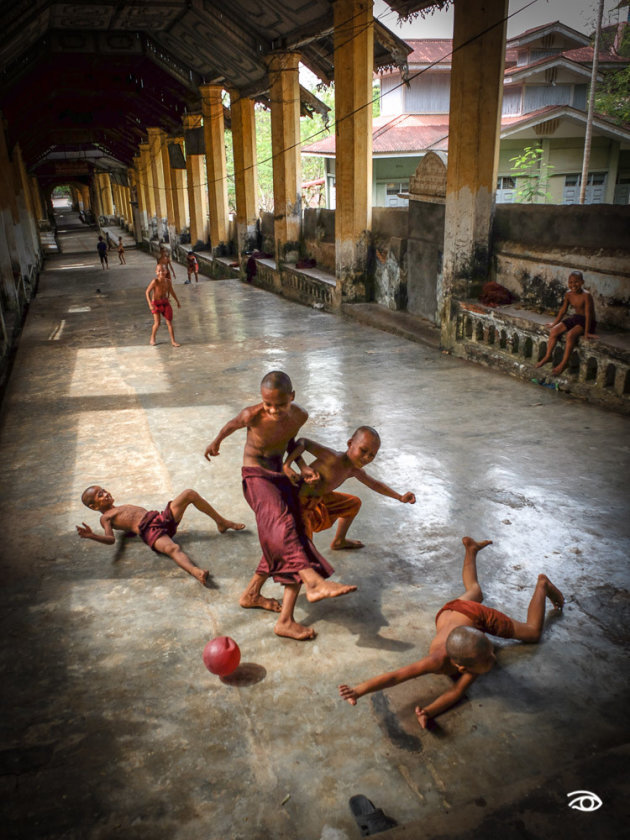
[
  {"xmin": 183, "ymin": 113, "xmax": 208, "ymax": 248},
  {"xmin": 200, "ymin": 84, "xmax": 229, "ymax": 254},
  {"xmin": 230, "ymin": 88, "xmax": 258, "ymax": 254},
  {"xmin": 441, "ymin": 0, "xmax": 508, "ymax": 346},
  {"xmin": 128, "ymin": 165, "xmax": 143, "ymax": 241},
  {"xmin": 147, "ymin": 127, "xmax": 168, "ymax": 241},
  {"xmin": 169, "ymin": 137, "xmax": 188, "ymax": 234},
  {"xmin": 99, "ymin": 172, "xmax": 114, "ymax": 216},
  {"xmin": 0, "ymin": 117, "xmax": 21, "ymax": 306},
  {"xmin": 139, "ymin": 142, "xmax": 157, "ymax": 222},
  {"xmin": 159, "ymin": 133, "xmax": 176, "ymax": 243},
  {"xmin": 30, "ymin": 176, "xmax": 44, "ymax": 221},
  {"xmin": 333, "ymin": 0, "xmax": 373, "ymax": 299},
  {"xmin": 267, "ymin": 52, "xmax": 301, "ymax": 266},
  {"xmin": 13, "ymin": 143, "xmax": 39, "ymax": 263},
  {"xmin": 80, "ymin": 184, "xmax": 91, "ymax": 213}
]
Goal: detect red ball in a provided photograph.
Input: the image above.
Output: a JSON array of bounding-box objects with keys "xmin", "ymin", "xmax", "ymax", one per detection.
[{"xmin": 202, "ymin": 636, "xmax": 241, "ymax": 676}]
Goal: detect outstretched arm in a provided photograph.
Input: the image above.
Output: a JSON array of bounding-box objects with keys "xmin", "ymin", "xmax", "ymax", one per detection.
[
  {"xmin": 204, "ymin": 407, "xmax": 253, "ymax": 460},
  {"xmin": 283, "ymin": 437, "xmax": 324, "ymax": 484},
  {"xmin": 354, "ymin": 469, "xmax": 415, "ymax": 504},
  {"xmin": 168, "ymin": 280, "xmax": 181, "ymax": 309},
  {"xmin": 76, "ymin": 516, "xmax": 115, "ymax": 546},
  {"xmin": 415, "ymin": 672, "xmax": 477, "ymax": 729},
  {"xmin": 169, "ymin": 259, "xmax": 176, "ymax": 279},
  {"xmin": 339, "ymin": 654, "xmax": 442, "ymax": 705}
]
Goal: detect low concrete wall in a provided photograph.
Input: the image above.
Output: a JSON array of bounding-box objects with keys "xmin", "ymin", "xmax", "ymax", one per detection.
[{"xmin": 492, "ymin": 205, "xmax": 630, "ymax": 330}]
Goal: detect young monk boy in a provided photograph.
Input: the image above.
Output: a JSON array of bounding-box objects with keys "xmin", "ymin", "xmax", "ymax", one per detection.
[
  {"xmin": 157, "ymin": 246, "xmax": 176, "ymax": 281},
  {"xmin": 204, "ymin": 370, "xmax": 357, "ymax": 640},
  {"xmin": 185, "ymin": 252, "xmax": 199, "ymax": 284},
  {"xmin": 146, "ymin": 264, "xmax": 181, "ymax": 347},
  {"xmin": 535, "ymin": 270, "xmax": 597, "ymax": 375},
  {"xmin": 117, "ymin": 237, "xmax": 126, "ymax": 265},
  {"xmin": 77, "ymin": 486, "xmax": 244, "ymax": 586},
  {"xmin": 339, "ymin": 537, "xmax": 563, "ymax": 728},
  {"xmin": 283, "ymin": 427, "xmax": 415, "ymax": 550}
]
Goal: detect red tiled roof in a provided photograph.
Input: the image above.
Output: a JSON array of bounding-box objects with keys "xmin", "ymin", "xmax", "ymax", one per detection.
[
  {"xmin": 562, "ymin": 46, "xmax": 630, "ymax": 64},
  {"xmin": 302, "ymin": 107, "xmax": 630, "ymax": 157},
  {"xmin": 505, "ymin": 20, "xmax": 586, "ymax": 44},
  {"xmin": 400, "ymin": 39, "xmax": 453, "ymax": 65}
]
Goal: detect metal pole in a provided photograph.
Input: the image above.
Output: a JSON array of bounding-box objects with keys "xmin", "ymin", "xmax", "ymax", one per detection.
[{"xmin": 579, "ymin": 0, "xmax": 605, "ymax": 204}]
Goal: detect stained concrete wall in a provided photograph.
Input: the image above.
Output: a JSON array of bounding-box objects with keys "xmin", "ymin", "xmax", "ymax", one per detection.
[
  {"xmin": 302, "ymin": 208, "xmax": 335, "ymax": 273},
  {"xmin": 492, "ymin": 204, "xmax": 630, "ymax": 330}
]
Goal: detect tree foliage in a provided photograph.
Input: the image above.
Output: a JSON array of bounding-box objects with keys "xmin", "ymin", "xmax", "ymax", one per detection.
[
  {"xmin": 509, "ymin": 145, "xmax": 554, "ymax": 203},
  {"xmin": 594, "ymin": 20, "xmax": 630, "ymax": 125}
]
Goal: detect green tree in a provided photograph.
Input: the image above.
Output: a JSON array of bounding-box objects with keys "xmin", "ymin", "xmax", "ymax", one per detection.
[{"xmin": 509, "ymin": 145, "xmax": 554, "ymax": 203}]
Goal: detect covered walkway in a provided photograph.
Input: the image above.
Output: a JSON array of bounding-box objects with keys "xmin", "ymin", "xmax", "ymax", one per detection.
[{"xmin": 0, "ymin": 220, "xmax": 627, "ymax": 839}]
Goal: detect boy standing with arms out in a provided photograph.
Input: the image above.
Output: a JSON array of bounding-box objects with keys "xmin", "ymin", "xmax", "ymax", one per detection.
[
  {"xmin": 339, "ymin": 537, "xmax": 563, "ymax": 729},
  {"xmin": 283, "ymin": 427, "xmax": 415, "ymax": 550},
  {"xmin": 204, "ymin": 371, "xmax": 357, "ymax": 640},
  {"xmin": 77, "ymin": 486, "xmax": 244, "ymax": 586},
  {"xmin": 535, "ymin": 270, "xmax": 597, "ymax": 375},
  {"xmin": 146, "ymin": 264, "xmax": 181, "ymax": 347}
]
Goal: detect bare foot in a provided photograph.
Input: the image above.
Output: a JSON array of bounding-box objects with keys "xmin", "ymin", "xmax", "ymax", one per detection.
[
  {"xmin": 217, "ymin": 519, "xmax": 245, "ymax": 533},
  {"xmin": 150, "ymin": 340, "xmax": 156, "ymax": 346},
  {"xmin": 274, "ymin": 618, "xmax": 316, "ymax": 640},
  {"xmin": 304, "ymin": 580, "xmax": 357, "ymax": 603},
  {"xmin": 415, "ymin": 706, "xmax": 431, "ymax": 729},
  {"xmin": 540, "ymin": 574, "xmax": 564, "ymax": 610},
  {"xmin": 195, "ymin": 569, "xmax": 209, "ymax": 586},
  {"xmin": 534, "ymin": 358, "xmax": 549, "ymax": 369},
  {"xmin": 551, "ymin": 363, "xmax": 566, "ymax": 375},
  {"xmin": 331, "ymin": 538, "xmax": 364, "ymax": 550},
  {"xmin": 239, "ymin": 592, "xmax": 281, "ymax": 612},
  {"xmin": 171, "ymin": 342, "xmax": 181, "ymax": 348},
  {"xmin": 462, "ymin": 537, "xmax": 493, "ymax": 551}
]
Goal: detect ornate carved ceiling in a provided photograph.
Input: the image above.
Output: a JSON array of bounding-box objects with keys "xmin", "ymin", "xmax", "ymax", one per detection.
[{"xmin": 0, "ymin": 1, "xmax": 417, "ymax": 174}]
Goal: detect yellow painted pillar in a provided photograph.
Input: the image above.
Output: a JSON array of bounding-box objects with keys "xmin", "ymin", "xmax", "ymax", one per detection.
[
  {"xmin": 230, "ymin": 88, "xmax": 258, "ymax": 253},
  {"xmin": 183, "ymin": 113, "xmax": 208, "ymax": 247},
  {"xmin": 333, "ymin": 0, "xmax": 373, "ymax": 299},
  {"xmin": 147, "ymin": 127, "xmax": 168, "ymax": 240},
  {"xmin": 100, "ymin": 173, "xmax": 114, "ymax": 216},
  {"xmin": 124, "ymin": 184, "xmax": 133, "ymax": 228},
  {"xmin": 139, "ymin": 142, "xmax": 156, "ymax": 220},
  {"xmin": 80, "ymin": 184, "xmax": 91, "ymax": 212},
  {"xmin": 129, "ymin": 165, "xmax": 143, "ymax": 241},
  {"xmin": 441, "ymin": 0, "xmax": 508, "ymax": 341},
  {"xmin": 13, "ymin": 143, "xmax": 39, "ymax": 261},
  {"xmin": 0, "ymin": 117, "xmax": 21, "ymax": 304},
  {"xmin": 159, "ymin": 134, "xmax": 176, "ymax": 239},
  {"xmin": 200, "ymin": 84, "xmax": 229, "ymax": 252},
  {"xmin": 169, "ymin": 137, "xmax": 188, "ymax": 233},
  {"xmin": 30, "ymin": 176, "xmax": 44, "ymax": 221},
  {"xmin": 267, "ymin": 52, "xmax": 302, "ymax": 265}
]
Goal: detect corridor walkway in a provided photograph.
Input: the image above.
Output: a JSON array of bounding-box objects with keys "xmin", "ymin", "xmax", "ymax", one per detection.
[{"xmin": 0, "ymin": 219, "xmax": 628, "ymax": 840}]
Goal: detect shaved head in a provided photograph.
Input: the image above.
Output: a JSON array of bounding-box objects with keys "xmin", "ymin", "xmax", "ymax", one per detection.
[
  {"xmin": 446, "ymin": 626, "xmax": 494, "ymax": 667},
  {"xmin": 261, "ymin": 370, "xmax": 293, "ymax": 394},
  {"xmin": 351, "ymin": 426, "xmax": 380, "ymax": 446},
  {"xmin": 81, "ymin": 485, "xmax": 99, "ymax": 507}
]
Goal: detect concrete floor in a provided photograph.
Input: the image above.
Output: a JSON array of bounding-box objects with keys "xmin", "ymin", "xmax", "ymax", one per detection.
[{"xmin": 1, "ymin": 211, "xmax": 629, "ymax": 840}]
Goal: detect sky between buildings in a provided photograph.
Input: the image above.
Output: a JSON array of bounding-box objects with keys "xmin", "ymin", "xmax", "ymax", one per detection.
[{"xmin": 373, "ymin": 0, "xmax": 628, "ymax": 39}]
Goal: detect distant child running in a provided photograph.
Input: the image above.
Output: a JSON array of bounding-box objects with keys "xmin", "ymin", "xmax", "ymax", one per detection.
[
  {"xmin": 146, "ymin": 264, "xmax": 181, "ymax": 347},
  {"xmin": 185, "ymin": 252, "xmax": 199, "ymax": 284},
  {"xmin": 204, "ymin": 370, "xmax": 357, "ymax": 640},
  {"xmin": 97, "ymin": 236, "xmax": 108, "ymax": 270},
  {"xmin": 118, "ymin": 237, "xmax": 126, "ymax": 265},
  {"xmin": 535, "ymin": 270, "xmax": 597, "ymax": 375},
  {"xmin": 339, "ymin": 537, "xmax": 563, "ymax": 729},
  {"xmin": 283, "ymin": 427, "xmax": 415, "ymax": 551},
  {"xmin": 77, "ymin": 486, "xmax": 245, "ymax": 586}
]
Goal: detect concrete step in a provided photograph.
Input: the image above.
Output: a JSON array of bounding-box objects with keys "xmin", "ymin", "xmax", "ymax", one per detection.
[{"xmin": 341, "ymin": 302, "xmax": 441, "ymax": 349}]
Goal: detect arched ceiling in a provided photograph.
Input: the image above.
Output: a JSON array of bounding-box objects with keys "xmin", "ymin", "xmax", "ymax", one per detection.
[{"xmin": 0, "ymin": 1, "xmax": 431, "ymax": 179}]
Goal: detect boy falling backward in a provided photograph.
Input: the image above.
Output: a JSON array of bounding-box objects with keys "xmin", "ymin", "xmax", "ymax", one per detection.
[
  {"xmin": 339, "ymin": 538, "xmax": 563, "ymax": 728},
  {"xmin": 77, "ymin": 486, "xmax": 244, "ymax": 585},
  {"xmin": 204, "ymin": 371, "xmax": 356, "ymax": 640},
  {"xmin": 283, "ymin": 427, "xmax": 415, "ymax": 550}
]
